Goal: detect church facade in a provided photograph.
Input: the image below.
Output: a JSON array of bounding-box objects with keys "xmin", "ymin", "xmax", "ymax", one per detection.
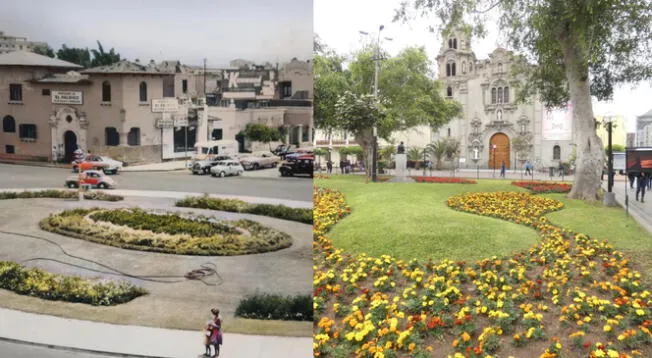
[{"xmin": 386, "ymin": 26, "xmax": 574, "ymax": 170}]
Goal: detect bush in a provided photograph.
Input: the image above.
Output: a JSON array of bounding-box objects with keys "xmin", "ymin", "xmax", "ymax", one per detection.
[
  {"xmin": 40, "ymin": 208, "xmax": 293, "ymax": 256},
  {"xmin": 175, "ymin": 195, "xmax": 312, "ymax": 224},
  {"xmin": 235, "ymin": 293, "xmax": 312, "ymax": 321},
  {"xmin": 0, "ymin": 261, "xmax": 146, "ymax": 306},
  {"xmin": 0, "ymin": 190, "xmax": 123, "ymax": 201}
]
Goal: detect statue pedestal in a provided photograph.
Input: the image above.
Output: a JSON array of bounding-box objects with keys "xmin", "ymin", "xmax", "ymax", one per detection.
[
  {"xmin": 389, "ymin": 154, "xmax": 414, "ymax": 182},
  {"xmin": 395, "ymin": 154, "xmax": 407, "ymax": 178}
]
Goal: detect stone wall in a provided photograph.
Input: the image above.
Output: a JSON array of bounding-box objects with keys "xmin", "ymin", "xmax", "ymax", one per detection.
[{"xmin": 90, "ymin": 145, "xmax": 161, "ymax": 165}]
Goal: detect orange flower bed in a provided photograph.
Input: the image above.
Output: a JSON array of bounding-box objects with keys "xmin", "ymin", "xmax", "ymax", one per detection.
[{"xmin": 512, "ymin": 181, "xmax": 572, "ymax": 193}]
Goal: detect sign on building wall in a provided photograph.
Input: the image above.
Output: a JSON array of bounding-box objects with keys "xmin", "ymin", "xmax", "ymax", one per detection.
[
  {"xmin": 156, "ymin": 119, "xmax": 174, "ymax": 129},
  {"xmin": 542, "ymin": 104, "xmax": 573, "ymax": 141},
  {"xmin": 152, "ymin": 98, "xmax": 180, "ymax": 113},
  {"xmin": 51, "ymin": 91, "xmax": 83, "ymax": 105}
]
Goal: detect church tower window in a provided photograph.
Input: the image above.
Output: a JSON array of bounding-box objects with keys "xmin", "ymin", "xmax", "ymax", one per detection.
[
  {"xmin": 504, "ymin": 87, "xmax": 509, "ymax": 103},
  {"xmin": 497, "ymin": 87, "xmax": 503, "ymax": 103},
  {"xmin": 446, "ymin": 63, "xmax": 451, "ymax": 76},
  {"xmin": 451, "ymin": 62, "xmax": 456, "ymax": 76},
  {"xmin": 462, "ymin": 61, "xmax": 467, "ymax": 74},
  {"xmin": 453, "ymin": 38, "xmax": 457, "ymax": 49},
  {"xmin": 446, "ymin": 86, "xmax": 453, "ymax": 97},
  {"xmin": 448, "ymin": 39, "xmax": 453, "ymax": 49},
  {"xmin": 491, "ymin": 88, "xmax": 497, "ymax": 104}
]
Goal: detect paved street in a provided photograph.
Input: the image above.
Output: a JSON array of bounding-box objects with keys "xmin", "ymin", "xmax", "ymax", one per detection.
[
  {"xmin": 0, "ymin": 164, "xmax": 312, "ymax": 202},
  {"xmin": 0, "ymin": 340, "xmax": 117, "ymax": 358}
]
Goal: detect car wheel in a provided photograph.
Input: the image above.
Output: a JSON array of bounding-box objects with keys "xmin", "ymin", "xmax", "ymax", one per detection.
[
  {"xmin": 237, "ymin": 170, "xmax": 243, "ymax": 176},
  {"xmin": 98, "ymin": 183, "xmax": 108, "ymax": 189},
  {"xmin": 253, "ymin": 163, "xmax": 260, "ymax": 170},
  {"xmin": 67, "ymin": 182, "xmax": 77, "ymax": 188},
  {"xmin": 219, "ymin": 171, "xmax": 226, "ymax": 178}
]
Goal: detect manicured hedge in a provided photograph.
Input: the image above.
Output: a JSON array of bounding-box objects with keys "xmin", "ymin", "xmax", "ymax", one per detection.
[
  {"xmin": 0, "ymin": 261, "xmax": 146, "ymax": 306},
  {"xmin": 0, "ymin": 190, "xmax": 123, "ymax": 201},
  {"xmin": 176, "ymin": 195, "xmax": 312, "ymax": 224},
  {"xmin": 40, "ymin": 208, "xmax": 292, "ymax": 256},
  {"xmin": 235, "ymin": 293, "xmax": 312, "ymax": 321}
]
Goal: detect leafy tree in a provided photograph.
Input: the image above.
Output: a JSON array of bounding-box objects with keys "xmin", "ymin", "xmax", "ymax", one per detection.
[
  {"xmin": 314, "ymin": 44, "xmax": 351, "ymax": 145},
  {"xmin": 90, "ymin": 41, "xmax": 121, "ymax": 67},
  {"xmin": 395, "ymin": 0, "xmax": 652, "ymax": 202},
  {"xmin": 426, "ymin": 139, "xmax": 449, "ymax": 170},
  {"xmin": 512, "ymin": 134, "xmax": 533, "ymax": 164},
  {"xmin": 334, "ymin": 91, "xmax": 387, "ymax": 177},
  {"xmin": 243, "ymin": 123, "xmax": 281, "ymax": 150},
  {"xmin": 605, "ymin": 144, "xmax": 625, "ymax": 155},
  {"xmin": 56, "ymin": 45, "xmax": 92, "ymax": 68},
  {"xmin": 444, "ymin": 138, "xmax": 461, "ymax": 161},
  {"xmin": 31, "ymin": 44, "xmax": 55, "ymax": 58}
]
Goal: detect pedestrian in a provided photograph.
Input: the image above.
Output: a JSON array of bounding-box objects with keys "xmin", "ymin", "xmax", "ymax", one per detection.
[
  {"xmin": 326, "ymin": 160, "xmax": 333, "ymax": 174},
  {"xmin": 524, "ymin": 160, "xmax": 532, "ymax": 176},
  {"xmin": 339, "ymin": 160, "xmax": 345, "ymax": 174},
  {"xmin": 648, "ymin": 173, "xmax": 652, "ymax": 190},
  {"xmin": 203, "ymin": 308, "xmax": 223, "ymax": 357},
  {"xmin": 636, "ymin": 172, "xmax": 647, "ymax": 203},
  {"xmin": 628, "ymin": 172, "xmax": 636, "ymax": 190},
  {"xmin": 558, "ymin": 162, "xmax": 564, "ymax": 177},
  {"xmin": 500, "ymin": 161, "xmax": 506, "ymax": 178}
]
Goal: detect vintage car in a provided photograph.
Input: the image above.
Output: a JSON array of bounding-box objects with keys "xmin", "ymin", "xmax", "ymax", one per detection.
[
  {"xmin": 239, "ymin": 151, "xmax": 281, "ymax": 170},
  {"xmin": 209, "ymin": 160, "xmax": 245, "ymax": 178},
  {"xmin": 191, "ymin": 155, "xmax": 233, "ymax": 175},
  {"xmin": 64, "ymin": 170, "xmax": 116, "ymax": 189},
  {"xmin": 72, "ymin": 155, "xmax": 123, "ymax": 174},
  {"xmin": 279, "ymin": 155, "xmax": 314, "ymax": 178}
]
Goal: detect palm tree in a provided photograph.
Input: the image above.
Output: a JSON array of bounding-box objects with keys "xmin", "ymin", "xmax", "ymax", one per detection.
[
  {"xmin": 407, "ymin": 147, "xmax": 424, "ymax": 169},
  {"xmin": 426, "ymin": 139, "xmax": 448, "ymax": 170},
  {"xmin": 380, "ymin": 145, "xmax": 396, "ymax": 161}
]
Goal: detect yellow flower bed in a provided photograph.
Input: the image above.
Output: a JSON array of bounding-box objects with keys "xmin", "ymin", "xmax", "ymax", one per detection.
[{"xmin": 313, "ymin": 188, "xmax": 652, "ymax": 357}]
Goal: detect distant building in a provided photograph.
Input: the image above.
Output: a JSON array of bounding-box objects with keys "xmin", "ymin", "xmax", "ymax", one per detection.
[
  {"xmin": 627, "ymin": 132, "xmax": 636, "ymax": 148},
  {"xmin": 636, "ymin": 109, "xmax": 652, "ymax": 147},
  {"xmin": 0, "ymin": 30, "xmax": 48, "ymax": 54},
  {"xmin": 595, "ymin": 115, "xmax": 626, "ymax": 148}
]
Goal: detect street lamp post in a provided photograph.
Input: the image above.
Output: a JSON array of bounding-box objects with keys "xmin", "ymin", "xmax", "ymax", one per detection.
[
  {"xmin": 603, "ymin": 114, "xmax": 617, "ymax": 206},
  {"xmin": 360, "ymin": 26, "xmax": 392, "ymax": 182}
]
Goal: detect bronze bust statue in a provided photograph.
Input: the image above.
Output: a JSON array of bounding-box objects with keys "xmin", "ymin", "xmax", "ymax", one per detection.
[{"xmin": 397, "ymin": 142, "xmax": 405, "ymax": 154}]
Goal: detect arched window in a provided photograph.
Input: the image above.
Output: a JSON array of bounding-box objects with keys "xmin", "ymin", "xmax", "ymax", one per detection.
[
  {"xmin": 498, "ymin": 63, "xmax": 503, "ymax": 73},
  {"xmin": 453, "ymin": 38, "xmax": 457, "ymax": 49},
  {"xmin": 3, "ymin": 115, "xmax": 16, "ymax": 133},
  {"xmin": 139, "ymin": 82, "xmax": 147, "ymax": 102},
  {"xmin": 497, "ymin": 87, "xmax": 504, "ymax": 104},
  {"xmin": 448, "ymin": 39, "xmax": 453, "ymax": 49},
  {"xmin": 553, "ymin": 145, "xmax": 561, "ymax": 160},
  {"xmin": 503, "ymin": 86, "xmax": 509, "ymax": 103},
  {"xmin": 451, "ymin": 62, "xmax": 456, "ymax": 76},
  {"xmin": 491, "ymin": 88, "xmax": 497, "ymax": 104},
  {"xmin": 102, "ymin": 81, "xmax": 111, "ymax": 102},
  {"xmin": 446, "ymin": 63, "xmax": 451, "ymax": 77},
  {"xmin": 446, "ymin": 86, "xmax": 453, "ymax": 97}
]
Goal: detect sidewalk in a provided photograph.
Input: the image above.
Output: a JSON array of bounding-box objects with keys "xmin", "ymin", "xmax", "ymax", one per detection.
[
  {"xmin": 121, "ymin": 160, "xmax": 189, "ymax": 172},
  {"xmin": 323, "ymin": 168, "xmax": 576, "ymax": 182},
  {"xmin": 0, "ymin": 307, "xmax": 311, "ymax": 358},
  {"xmin": 603, "ymin": 180, "xmax": 652, "ymax": 234}
]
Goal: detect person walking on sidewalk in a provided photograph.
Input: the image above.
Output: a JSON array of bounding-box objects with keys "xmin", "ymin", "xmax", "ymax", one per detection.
[
  {"xmin": 524, "ymin": 161, "xmax": 532, "ymax": 176},
  {"xmin": 636, "ymin": 172, "xmax": 647, "ymax": 203},
  {"xmin": 628, "ymin": 171, "xmax": 636, "ymax": 190},
  {"xmin": 326, "ymin": 160, "xmax": 333, "ymax": 174},
  {"xmin": 500, "ymin": 161, "xmax": 506, "ymax": 178}
]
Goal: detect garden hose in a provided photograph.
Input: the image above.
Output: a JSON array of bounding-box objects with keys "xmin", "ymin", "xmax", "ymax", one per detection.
[{"xmin": 0, "ymin": 229, "xmax": 224, "ymax": 286}]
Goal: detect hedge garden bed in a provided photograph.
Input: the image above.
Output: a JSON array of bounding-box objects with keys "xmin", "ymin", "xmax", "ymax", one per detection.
[
  {"xmin": 512, "ymin": 181, "xmax": 572, "ymax": 193},
  {"xmin": 235, "ymin": 293, "xmax": 312, "ymax": 321},
  {"xmin": 0, "ymin": 261, "xmax": 146, "ymax": 306},
  {"xmin": 175, "ymin": 195, "xmax": 312, "ymax": 224},
  {"xmin": 39, "ymin": 208, "xmax": 292, "ymax": 256},
  {"xmin": 0, "ymin": 190, "xmax": 123, "ymax": 201}
]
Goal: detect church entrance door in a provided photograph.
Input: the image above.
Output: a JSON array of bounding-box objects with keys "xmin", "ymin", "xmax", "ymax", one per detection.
[{"xmin": 489, "ymin": 133, "xmax": 510, "ymax": 169}]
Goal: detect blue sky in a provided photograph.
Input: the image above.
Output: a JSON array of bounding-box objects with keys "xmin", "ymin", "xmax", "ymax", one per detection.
[{"xmin": 0, "ymin": 0, "xmax": 313, "ymax": 67}]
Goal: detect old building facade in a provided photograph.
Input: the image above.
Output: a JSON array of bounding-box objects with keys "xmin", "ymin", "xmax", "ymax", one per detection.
[
  {"xmin": 0, "ymin": 30, "xmax": 47, "ymax": 55},
  {"xmin": 0, "ymin": 51, "xmax": 312, "ymax": 164}
]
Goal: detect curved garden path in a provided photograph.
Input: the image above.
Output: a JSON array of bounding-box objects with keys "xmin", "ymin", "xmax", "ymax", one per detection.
[{"xmin": 0, "ymin": 194, "xmax": 312, "ymax": 336}]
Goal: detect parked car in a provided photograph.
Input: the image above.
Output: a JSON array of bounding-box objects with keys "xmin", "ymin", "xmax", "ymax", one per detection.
[
  {"xmin": 191, "ymin": 155, "xmax": 233, "ymax": 175},
  {"xmin": 279, "ymin": 155, "xmax": 314, "ymax": 178},
  {"xmin": 210, "ymin": 160, "xmax": 245, "ymax": 178},
  {"xmin": 64, "ymin": 170, "xmax": 116, "ymax": 189},
  {"xmin": 239, "ymin": 151, "xmax": 281, "ymax": 170},
  {"xmin": 73, "ymin": 155, "xmax": 123, "ymax": 174},
  {"xmin": 273, "ymin": 144, "xmax": 299, "ymax": 159}
]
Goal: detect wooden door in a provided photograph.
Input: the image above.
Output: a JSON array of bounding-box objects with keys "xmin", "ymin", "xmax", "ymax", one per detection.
[{"xmin": 489, "ymin": 133, "xmax": 510, "ymax": 169}]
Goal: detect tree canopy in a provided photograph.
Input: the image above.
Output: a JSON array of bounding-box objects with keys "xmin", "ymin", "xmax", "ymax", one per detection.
[
  {"xmin": 32, "ymin": 41, "xmax": 123, "ymax": 69},
  {"xmin": 394, "ymin": 0, "xmax": 652, "ymax": 201}
]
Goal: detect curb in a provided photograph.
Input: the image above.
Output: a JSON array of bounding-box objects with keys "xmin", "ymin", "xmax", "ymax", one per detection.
[
  {"xmin": 0, "ymin": 160, "xmax": 69, "ymax": 169},
  {"xmin": 0, "ymin": 336, "xmax": 164, "ymax": 358}
]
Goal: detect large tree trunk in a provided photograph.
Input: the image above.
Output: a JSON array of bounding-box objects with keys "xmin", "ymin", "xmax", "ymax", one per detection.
[
  {"xmin": 560, "ymin": 33, "xmax": 604, "ymax": 202},
  {"xmin": 354, "ymin": 129, "xmax": 374, "ymax": 180}
]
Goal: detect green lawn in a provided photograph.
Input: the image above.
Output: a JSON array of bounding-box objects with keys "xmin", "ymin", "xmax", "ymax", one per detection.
[{"xmin": 315, "ymin": 176, "xmax": 652, "ymax": 276}]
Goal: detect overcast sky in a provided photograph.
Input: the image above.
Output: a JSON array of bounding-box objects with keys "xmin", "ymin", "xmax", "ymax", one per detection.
[
  {"xmin": 0, "ymin": 0, "xmax": 312, "ymax": 68},
  {"xmin": 315, "ymin": 0, "xmax": 652, "ymax": 132}
]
